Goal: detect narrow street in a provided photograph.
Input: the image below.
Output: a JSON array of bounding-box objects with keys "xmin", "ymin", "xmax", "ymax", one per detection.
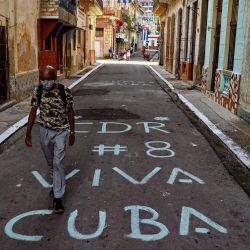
[{"xmin": 0, "ymin": 62, "xmax": 250, "ymax": 249}]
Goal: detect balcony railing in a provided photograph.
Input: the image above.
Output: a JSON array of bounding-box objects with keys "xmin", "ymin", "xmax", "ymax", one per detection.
[
  {"xmin": 59, "ymin": 0, "xmax": 76, "ymax": 14},
  {"xmin": 96, "ymin": 0, "xmax": 103, "ymax": 10},
  {"xmin": 103, "ymin": 7, "xmax": 115, "ymax": 16},
  {"xmin": 78, "ymin": 0, "xmax": 103, "ymax": 12}
]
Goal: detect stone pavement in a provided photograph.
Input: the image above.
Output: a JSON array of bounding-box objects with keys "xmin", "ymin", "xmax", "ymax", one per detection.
[{"xmin": 0, "ymin": 62, "xmax": 249, "ymax": 170}]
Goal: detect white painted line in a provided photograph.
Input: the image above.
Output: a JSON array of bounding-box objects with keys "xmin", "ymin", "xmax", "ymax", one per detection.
[
  {"xmin": 0, "ymin": 64, "xmax": 103, "ymax": 145},
  {"xmin": 147, "ymin": 65, "xmax": 250, "ymax": 169},
  {"xmin": 68, "ymin": 64, "xmax": 103, "ymax": 90},
  {"xmin": 92, "ymin": 169, "xmax": 101, "ymax": 187},
  {"xmin": 97, "ymin": 59, "xmax": 159, "ymax": 66},
  {"xmin": 195, "ymin": 228, "xmax": 210, "ymax": 234},
  {"xmin": 178, "ymin": 179, "xmax": 193, "ymax": 184},
  {"xmin": 177, "ymin": 94, "xmax": 250, "ymax": 169},
  {"xmin": 0, "ymin": 115, "xmax": 29, "ymax": 145},
  {"xmin": 147, "ymin": 65, "xmax": 174, "ymax": 90}
]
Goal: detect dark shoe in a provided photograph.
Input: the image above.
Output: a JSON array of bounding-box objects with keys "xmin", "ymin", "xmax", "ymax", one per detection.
[
  {"xmin": 53, "ymin": 198, "xmax": 64, "ymax": 214},
  {"xmin": 49, "ymin": 188, "xmax": 53, "ymax": 197}
]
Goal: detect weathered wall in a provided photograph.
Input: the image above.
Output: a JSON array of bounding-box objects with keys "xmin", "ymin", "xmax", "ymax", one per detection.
[
  {"xmin": 163, "ymin": 0, "xmax": 182, "ymax": 74},
  {"xmin": 239, "ymin": 0, "xmax": 250, "ymax": 122},
  {"xmin": 40, "ymin": 0, "xmax": 59, "ymax": 16},
  {"xmin": 88, "ymin": 15, "xmax": 97, "ymax": 65},
  {"xmin": 10, "ymin": 0, "xmax": 40, "ymax": 99},
  {"xmin": 1, "ymin": 0, "xmax": 40, "ymax": 101},
  {"xmin": 0, "ymin": 0, "xmax": 8, "ymax": 25}
]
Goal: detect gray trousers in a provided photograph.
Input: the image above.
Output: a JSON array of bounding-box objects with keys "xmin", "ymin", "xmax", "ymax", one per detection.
[{"xmin": 39, "ymin": 125, "xmax": 68, "ymax": 198}]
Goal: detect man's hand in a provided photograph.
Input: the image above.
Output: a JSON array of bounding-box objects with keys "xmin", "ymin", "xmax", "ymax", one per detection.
[
  {"xmin": 69, "ymin": 133, "xmax": 75, "ymax": 146},
  {"xmin": 25, "ymin": 133, "xmax": 32, "ymax": 147},
  {"xmin": 25, "ymin": 106, "xmax": 37, "ymax": 147}
]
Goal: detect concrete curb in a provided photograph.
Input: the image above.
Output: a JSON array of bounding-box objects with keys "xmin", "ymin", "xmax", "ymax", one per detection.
[
  {"xmin": 148, "ymin": 65, "xmax": 250, "ymax": 170},
  {"xmin": 0, "ymin": 64, "xmax": 104, "ymax": 148},
  {"xmin": 0, "ymin": 100, "xmax": 17, "ymax": 112}
]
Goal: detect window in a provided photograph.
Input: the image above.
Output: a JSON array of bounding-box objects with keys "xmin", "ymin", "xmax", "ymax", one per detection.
[{"xmin": 96, "ymin": 28, "xmax": 104, "ymax": 37}]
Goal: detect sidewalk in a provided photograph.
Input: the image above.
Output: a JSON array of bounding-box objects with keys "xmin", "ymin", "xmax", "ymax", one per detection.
[
  {"xmin": 0, "ymin": 64, "xmax": 100, "ymax": 149},
  {"xmin": 0, "ymin": 62, "xmax": 249, "ymax": 169},
  {"xmin": 150, "ymin": 64, "xmax": 250, "ymax": 169}
]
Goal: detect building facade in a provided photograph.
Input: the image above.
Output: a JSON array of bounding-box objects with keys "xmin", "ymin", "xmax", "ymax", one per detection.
[
  {"xmin": 96, "ymin": 0, "xmax": 121, "ymax": 58},
  {"xmin": 154, "ymin": 0, "xmax": 207, "ymax": 81},
  {"xmin": 139, "ymin": 0, "xmax": 159, "ymax": 47},
  {"xmin": 239, "ymin": 1, "xmax": 250, "ymax": 122},
  {"xmin": 154, "ymin": 0, "xmax": 250, "ymax": 122},
  {"xmin": 38, "ymin": 0, "xmax": 78, "ymax": 78},
  {"xmin": 0, "ymin": 0, "xmax": 40, "ymax": 102},
  {"xmin": 82, "ymin": 0, "xmax": 103, "ymax": 64},
  {"xmin": 202, "ymin": 0, "xmax": 248, "ymax": 116},
  {"xmin": 96, "ymin": 1, "xmax": 142, "ymax": 58},
  {"xmin": 0, "ymin": 0, "xmax": 103, "ymax": 104}
]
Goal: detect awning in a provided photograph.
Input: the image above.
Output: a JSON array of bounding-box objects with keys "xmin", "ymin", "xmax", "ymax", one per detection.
[{"xmin": 39, "ymin": 19, "xmax": 77, "ymax": 41}]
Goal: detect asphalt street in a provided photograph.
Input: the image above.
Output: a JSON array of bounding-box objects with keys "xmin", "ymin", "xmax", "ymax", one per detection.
[{"xmin": 0, "ymin": 64, "xmax": 250, "ymax": 250}]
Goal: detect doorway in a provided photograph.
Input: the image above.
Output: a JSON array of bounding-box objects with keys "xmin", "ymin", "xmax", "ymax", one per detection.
[
  {"xmin": 211, "ymin": 0, "xmax": 223, "ymax": 91},
  {"xmin": 176, "ymin": 8, "xmax": 183, "ymax": 77},
  {"xmin": 0, "ymin": 25, "xmax": 9, "ymax": 103}
]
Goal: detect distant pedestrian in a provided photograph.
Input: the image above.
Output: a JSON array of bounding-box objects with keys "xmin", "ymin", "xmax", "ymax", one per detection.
[
  {"xmin": 123, "ymin": 49, "xmax": 127, "ymax": 60},
  {"xmin": 141, "ymin": 46, "xmax": 146, "ymax": 59},
  {"xmin": 109, "ymin": 47, "xmax": 113, "ymax": 59},
  {"xmin": 130, "ymin": 45, "xmax": 133, "ymax": 55},
  {"xmin": 126, "ymin": 49, "xmax": 131, "ymax": 60},
  {"xmin": 25, "ymin": 65, "xmax": 75, "ymax": 214}
]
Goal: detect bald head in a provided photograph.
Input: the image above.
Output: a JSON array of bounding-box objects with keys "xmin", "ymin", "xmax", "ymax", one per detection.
[{"xmin": 40, "ymin": 65, "xmax": 57, "ymax": 81}]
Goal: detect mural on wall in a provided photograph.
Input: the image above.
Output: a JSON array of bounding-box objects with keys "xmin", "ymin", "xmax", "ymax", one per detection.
[{"xmin": 214, "ymin": 70, "xmax": 241, "ymax": 114}]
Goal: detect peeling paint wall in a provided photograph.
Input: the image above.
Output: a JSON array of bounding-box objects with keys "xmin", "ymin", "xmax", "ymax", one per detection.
[
  {"xmin": 0, "ymin": 0, "xmax": 40, "ymax": 101},
  {"xmin": 14, "ymin": 0, "xmax": 40, "ymax": 73},
  {"xmin": 0, "ymin": 0, "xmax": 8, "ymax": 25},
  {"xmin": 239, "ymin": 0, "xmax": 250, "ymax": 122}
]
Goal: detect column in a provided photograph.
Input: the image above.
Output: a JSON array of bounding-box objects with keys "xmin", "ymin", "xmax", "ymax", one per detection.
[
  {"xmin": 203, "ymin": 0, "xmax": 218, "ymax": 90},
  {"xmin": 233, "ymin": 0, "xmax": 246, "ymax": 73},
  {"xmin": 217, "ymin": 0, "xmax": 231, "ymax": 70}
]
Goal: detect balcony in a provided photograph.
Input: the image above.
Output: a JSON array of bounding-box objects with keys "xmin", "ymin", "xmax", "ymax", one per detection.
[
  {"xmin": 103, "ymin": 7, "xmax": 116, "ymax": 16},
  {"xmin": 153, "ymin": 0, "xmax": 168, "ymax": 17},
  {"xmin": 59, "ymin": 0, "xmax": 76, "ymax": 15},
  {"xmin": 78, "ymin": 0, "xmax": 103, "ymax": 15},
  {"xmin": 40, "ymin": 0, "xmax": 77, "ymax": 26}
]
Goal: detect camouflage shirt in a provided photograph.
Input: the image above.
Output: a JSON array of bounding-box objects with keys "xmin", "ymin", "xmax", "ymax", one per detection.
[{"xmin": 31, "ymin": 85, "xmax": 74, "ymax": 131}]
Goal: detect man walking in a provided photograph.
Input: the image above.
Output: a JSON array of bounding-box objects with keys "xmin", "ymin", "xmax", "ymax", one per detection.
[
  {"xmin": 25, "ymin": 65, "xmax": 75, "ymax": 213},
  {"xmin": 108, "ymin": 46, "xmax": 113, "ymax": 59}
]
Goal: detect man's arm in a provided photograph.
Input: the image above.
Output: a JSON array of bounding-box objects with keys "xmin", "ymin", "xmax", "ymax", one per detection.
[
  {"xmin": 25, "ymin": 106, "xmax": 37, "ymax": 147},
  {"xmin": 68, "ymin": 106, "xmax": 75, "ymax": 146}
]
